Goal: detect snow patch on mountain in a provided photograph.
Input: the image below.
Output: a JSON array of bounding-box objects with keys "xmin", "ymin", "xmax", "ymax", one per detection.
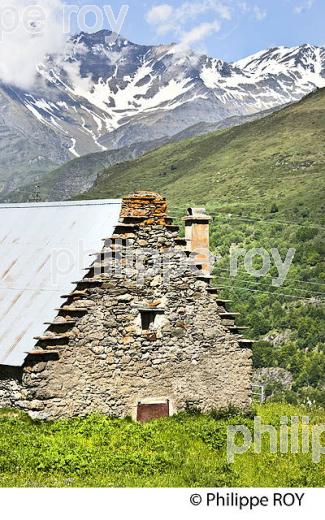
[
  {"xmin": 1, "ymin": 32, "xmax": 325, "ymax": 194},
  {"xmin": 67, "ymin": 38, "xmax": 325, "ymax": 133},
  {"xmin": 23, "ymin": 36, "xmax": 325, "ymax": 153},
  {"xmin": 235, "ymin": 45, "xmax": 325, "ymax": 88}
]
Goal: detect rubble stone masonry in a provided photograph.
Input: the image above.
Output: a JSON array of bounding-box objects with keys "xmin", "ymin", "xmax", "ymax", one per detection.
[{"xmin": 0, "ymin": 193, "xmax": 252, "ymax": 419}]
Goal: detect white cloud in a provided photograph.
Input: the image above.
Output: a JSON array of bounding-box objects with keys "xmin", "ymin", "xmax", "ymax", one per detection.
[
  {"xmin": 146, "ymin": 0, "xmax": 231, "ymax": 47},
  {"xmin": 175, "ymin": 20, "xmax": 221, "ymax": 52},
  {"xmin": 146, "ymin": 4, "xmax": 174, "ymax": 25},
  {"xmin": 238, "ymin": 2, "xmax": 267, "ymax": 20},
  {"xmin": 0, "ymin": 0, "xmax": 66, "ymax": 89},
  {"xmin": 253, "ymin": 6, "xmax": 267, "ymax": 21},
  {"xmin": 294, "ymin": 0, "xmax": 314, "ymax": 15},
  {"xmin": 146, "ymin": 1, "xmax": 267, "ymax": 49},
  {"xmin": 146, "ymin": 0, "xmax": 232, "ymax": 26}
]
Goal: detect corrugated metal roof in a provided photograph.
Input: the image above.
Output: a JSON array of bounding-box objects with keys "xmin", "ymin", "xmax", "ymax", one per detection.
[{"xmin": 0, "ymin": 199, "xmax": 122, "ymax": 367}]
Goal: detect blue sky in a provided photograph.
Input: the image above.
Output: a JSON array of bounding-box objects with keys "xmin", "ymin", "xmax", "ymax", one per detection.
[{"xmin": 64, "ymin": 0, "xmax": 325, "ymax": 61}]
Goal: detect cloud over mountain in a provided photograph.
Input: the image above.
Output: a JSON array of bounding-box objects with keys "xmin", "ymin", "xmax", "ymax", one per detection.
[
  {"xmin": 146, "ymin": 0, "xmax": 267, "ymax": 51},
  {"xmin": 0, "ymin": 0, "xmax": 66, "ymax": 89},
  {"xmin": 0, "ymin": 30, "xmax": 324, "ymax": 200}
]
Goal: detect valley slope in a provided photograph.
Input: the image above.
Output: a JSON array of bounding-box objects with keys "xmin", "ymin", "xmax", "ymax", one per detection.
[
  {"xmin": 80, "ymin": 88, "xmax": 325, "ymax": 215},
  {"xmin": 2, "ymin": 105, "xmax": 278, "ymax": 202},
  {"xmin": 80, "ymin": 89, "xmax": 325, "ymax": 404}
]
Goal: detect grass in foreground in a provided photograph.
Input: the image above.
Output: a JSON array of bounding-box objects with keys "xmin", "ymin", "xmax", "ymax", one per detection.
[{"xmin": 0, "ymin": 403, "xmax": 324, "ymax": 487}]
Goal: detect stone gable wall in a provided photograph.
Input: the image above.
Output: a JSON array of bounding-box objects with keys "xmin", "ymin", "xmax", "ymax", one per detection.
[{"xmin": 0, "ymin": 193, "xmax": 252, "ymax": 419}]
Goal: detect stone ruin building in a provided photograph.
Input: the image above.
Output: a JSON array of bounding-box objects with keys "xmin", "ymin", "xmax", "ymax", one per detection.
[{"xmin": 0, "ymin": 193, "xmax": 252, "ymax": 421}]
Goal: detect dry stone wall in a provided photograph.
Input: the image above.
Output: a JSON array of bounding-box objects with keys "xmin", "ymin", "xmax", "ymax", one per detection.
[
  {"xmin": 0, "ymin": 366, "xmax": 24, "ymax": 408},
  {"xmin": 0, "ymin": 193, "xmax": 252, "ymax": 419}
]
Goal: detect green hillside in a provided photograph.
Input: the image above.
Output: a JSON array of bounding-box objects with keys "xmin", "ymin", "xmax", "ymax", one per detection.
[
  {"xmin": 0, "ymin": 107, "xmax": 277, "ymax": 204},
  {"xmin": 80, "ymin": 88, "xmax": 325, "ymax": 216},
  {"xmin": 80, "ymin": 89, "xmax": 325, "ymax": 404}
]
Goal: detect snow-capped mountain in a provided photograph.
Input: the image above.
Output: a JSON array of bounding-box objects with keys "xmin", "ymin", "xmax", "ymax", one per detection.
[{"xmin": 1, "ymin": 31, "xmax": 324, "ymax": 195}]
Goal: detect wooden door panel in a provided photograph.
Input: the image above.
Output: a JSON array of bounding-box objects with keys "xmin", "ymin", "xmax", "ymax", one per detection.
[{"xmin": 137, "ymin": 402, "xmax": 169, "ymax": 422}]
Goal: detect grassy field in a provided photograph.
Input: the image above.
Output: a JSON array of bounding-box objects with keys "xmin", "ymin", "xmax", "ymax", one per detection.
[{"xmin": 0, "ymin": 404, "xmax": 324, "ymax": 488}]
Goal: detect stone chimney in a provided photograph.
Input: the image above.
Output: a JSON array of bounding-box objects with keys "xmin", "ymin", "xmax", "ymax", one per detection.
[
  {"xmin": 120, "ymin": 192, "xmax": 168, "ymax": 226},
  {"xmin": 183, "ymin": 208, "xmax": 212, "ymax": 274}
]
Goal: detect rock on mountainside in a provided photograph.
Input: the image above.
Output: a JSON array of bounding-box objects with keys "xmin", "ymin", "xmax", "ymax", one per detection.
[{"xmin": 0, "ymin": 30, "xmax": 324, "ymax": 196}]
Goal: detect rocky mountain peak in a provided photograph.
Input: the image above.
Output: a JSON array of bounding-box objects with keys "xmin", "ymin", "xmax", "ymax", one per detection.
[{"xmin": 0, "ymin": 35, "xmax": 324, "ymax": 197}]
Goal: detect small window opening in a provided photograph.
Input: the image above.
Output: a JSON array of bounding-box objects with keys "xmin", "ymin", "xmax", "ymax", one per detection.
[{"xmin": 141, "ymin": 311, "xmax": 156, "ymax": 331}]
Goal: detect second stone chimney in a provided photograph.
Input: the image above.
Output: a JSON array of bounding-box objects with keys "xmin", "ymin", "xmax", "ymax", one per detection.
[{"xmin": 183, "ymin": 208, "xmax": 212, "ymax": 274}]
